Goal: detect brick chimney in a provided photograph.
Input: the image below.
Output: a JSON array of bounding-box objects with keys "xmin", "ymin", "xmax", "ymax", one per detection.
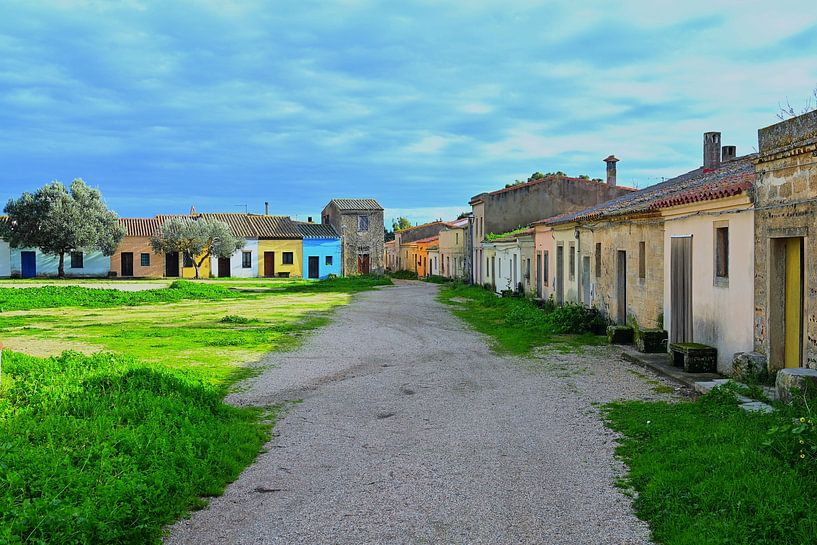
[
  {"xmin": 604, "ymin": 155, "xmax": 619, "ymax": 186},
  {"xmin": 703, "ymin": 132, "xmax": 721, "ymax": 170},
  {"xmin": 264, "ymin": 202, "xmax": 269, "ymax": 215},
  {"xmin": 721, "ymin": 145, "xmax": 736, "ymax": 162}
]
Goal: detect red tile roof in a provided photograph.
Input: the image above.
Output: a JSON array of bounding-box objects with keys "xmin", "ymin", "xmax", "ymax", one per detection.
[{"xmin": 120, "ymin": 214, "xmax": 302, "ymax": 239}]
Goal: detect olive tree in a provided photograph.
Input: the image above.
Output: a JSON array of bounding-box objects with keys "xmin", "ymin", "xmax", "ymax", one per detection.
[
  {"xmin": 1, "ymin": 179, "xmax": 124, "ymax": 278},
  {"xmin": 150, "ymin": 217, "xmax": 243, "ymax": 279}
]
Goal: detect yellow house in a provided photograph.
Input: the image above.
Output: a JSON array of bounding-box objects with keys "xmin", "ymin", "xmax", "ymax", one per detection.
[
  {"xmin": 181, "ymin": 253, "xmax": 211, "ymax": 279},
  {"xmin": 252, "ymin": 216, "xmax": 304, "ymax": 278}
]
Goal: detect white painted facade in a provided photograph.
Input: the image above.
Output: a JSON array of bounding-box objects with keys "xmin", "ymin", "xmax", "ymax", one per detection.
[
  {"xmin": 427, "ymin": 249, "xmax": 440, "ymax": 276},
  {"xmin": 0, "ymin": 240, "xmax": 10, "ymax": 278},
  {"xmin": 491, "ymin": 234, "xmax": 535, "ymax": 295},
  {"xmin": 209, "ymin": 239, "xmax": 259, "ymax": 278},
  {"xmin": 662, "ymin": 195, "xmax": 755, "ymax": 372},
  {"xmin": 10, "ymin": 247, "xmax": 110, "ymax": 277}
]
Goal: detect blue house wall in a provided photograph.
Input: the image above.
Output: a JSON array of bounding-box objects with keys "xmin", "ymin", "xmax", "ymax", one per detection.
[{"xmin": 302, "ymin": 238, "xmax": 341, "ymax": 279}]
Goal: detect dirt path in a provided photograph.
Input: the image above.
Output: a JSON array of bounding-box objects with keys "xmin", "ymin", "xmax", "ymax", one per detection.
[{"xmin": 167, "ymin": 281, "xmax": 674, "ymax": 545}]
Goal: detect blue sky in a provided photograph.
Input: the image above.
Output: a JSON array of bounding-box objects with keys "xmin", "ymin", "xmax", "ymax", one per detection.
[{"xmin": 1, "ymin": 0, "xmax": 816, "ymax": 225}]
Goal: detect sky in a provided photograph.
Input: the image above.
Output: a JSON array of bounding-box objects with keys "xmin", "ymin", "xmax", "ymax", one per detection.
[{"xmin": 1, "ymin": 0, "xmax": 817, "ymax": 226}]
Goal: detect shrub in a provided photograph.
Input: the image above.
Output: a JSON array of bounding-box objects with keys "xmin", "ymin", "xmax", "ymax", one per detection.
[
  {"xmin": 388, "ymin": 270, "xmax": 419, "ymax": 280},
  {"xmin": 219, "ymin": 315, "xmax": 254, "ymax": 324},
  {"xmin": 423, "ymin": 275, "xmax": 451, "ymax": 284},
  {"xmin": 544, "ymin": 303, "xmax": 608, "ymax": 334}
]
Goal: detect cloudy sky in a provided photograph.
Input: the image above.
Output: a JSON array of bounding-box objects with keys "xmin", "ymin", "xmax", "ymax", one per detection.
[{"xmin": 1, "ymin": 0, "xmax": 816, "ymax": 225}]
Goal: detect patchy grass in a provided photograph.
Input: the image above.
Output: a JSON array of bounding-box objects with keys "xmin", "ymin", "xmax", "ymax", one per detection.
[
  {"xmin": 0, "ymin": 351, "xmax": 273, "ymax": 545},
  {"xmin": 438, "ymin": 283, "xmax": 606, "ymax": 355},
  {"xmin": 605, "ymin": 390, "xmax": 817, "ymax": 545},
  {"xmin": 387, "ymin": 270, "xmax": 419, "ymax": 280},
  {"xmin": 0, "ymin": 275, "xmax": 389, "ymax": 544},
  {"xmin": 0, "ymin": 280, "xmax": 240, "ymax": 312}
]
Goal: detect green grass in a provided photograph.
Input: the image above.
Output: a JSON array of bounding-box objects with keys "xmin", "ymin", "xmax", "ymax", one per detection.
[
  {"xmin": 387, "ymin": 270, "xmax": 419, "ymax": 280},
  {"xmin": 605, "ymin": 391, "xmax": 817, "ymax": 545},
  {"xmin": 0, "ymin": 275, "xmax": 391, "ymax": 543},
  {"xmin": 438, "ymin": 283, "xmax": 606, "ymax": 355},
  {"xmin": 0, "ymin": 351, "xmax": 273, "ymax": 545},
  {"xmin": 0, "ymin": 280, "xmax": 240, "ymax": 311}
]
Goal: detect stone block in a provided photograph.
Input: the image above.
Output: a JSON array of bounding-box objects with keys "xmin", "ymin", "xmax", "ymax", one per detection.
[
  {"xmin": 636, "ymin": 329, "xmax": 668, "ymax": 353},
  {"xmin": 607, "ymin": 325, "xmax": 634, "ymax": 344},
  {"xmin": 776, "ymin": 368, "xmax": 817, "ymax": 404},
  {"xmin": 731, "ymin": 352, "xmax": 767, "ymax": 378},
  {"xmin": 670, "ymin": 343, "xmax": 717, "ymax": 373}
]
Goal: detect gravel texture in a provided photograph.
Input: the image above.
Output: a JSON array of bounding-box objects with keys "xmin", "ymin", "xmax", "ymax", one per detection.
[{"xmin": 166, "ymin": 281, "xmax": 679, "ymax": 545}]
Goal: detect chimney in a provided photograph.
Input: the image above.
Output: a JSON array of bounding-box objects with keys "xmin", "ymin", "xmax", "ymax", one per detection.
[
  {"xmin": 264, "ymin": 201, "xmax": 269, "ymax": 215},
  {"xmin": 721, "ymin": 145, "xmax": 736, "ymax": 162},
  {"xmin": 703, "ymin": 132, "xmax": 721, "ymax": 170},
  {"xmin": 604, "ymin": 155, "xmax": 619, "ymax": 186},
  {"xmin": 307, "ymin": 216, "xmax": 313, "ymax": 223}
]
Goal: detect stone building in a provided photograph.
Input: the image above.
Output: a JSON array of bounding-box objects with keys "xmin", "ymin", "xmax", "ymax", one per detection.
[
  {"xmin": 322, "ymin": 199, "xmax": 385, "ymax": 275},
  {"xmin": 470, "ymin": 168, "xmax": 635, "ymax": 286},
  {"xmin": 393, "ymin": 221, "xmax": 448, "ymax": 272},
  {"xmin": 754, "ymin": 110, "xmax": 817, "ymax": 371},
  {"xmin": 541, "ymin": 135, "xmax": 757, "ymax": 372}
]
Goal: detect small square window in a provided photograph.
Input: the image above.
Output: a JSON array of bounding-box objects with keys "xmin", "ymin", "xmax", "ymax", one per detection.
[
  {"xmin": 242, "ymin": 251, "xmax": 252, "ymax": 268},
  {"xmin": 183, "ymin": 253, "xmax": 194, "ymax": 268},
  {"xmin": 282, "ymin": 252, "xmax": 294, "ymax": 265},
  {"xmin": 325, "ymin": 255, "xmax": 333, "ymax": 266},
  {"xmin": 140, "ymin": 253, "xmax": 150, "ymax": 267},
  {"xmin": 358, "ymin": 215, "xmax": 369, "ymax": 231},
  {"xmin": 70, "ymin": 251, "xmax": 84, "ymax": 269}
]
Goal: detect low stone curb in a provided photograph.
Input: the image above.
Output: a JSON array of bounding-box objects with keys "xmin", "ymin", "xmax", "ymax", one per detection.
[{"xmin": 693, "ymin": 379, "xmax": 775, "ymax": 413}]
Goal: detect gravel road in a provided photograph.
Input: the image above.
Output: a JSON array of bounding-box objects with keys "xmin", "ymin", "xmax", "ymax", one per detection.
[{"xmin": 166, "ymin": 281, "xmax": 677, "ymax": 545}]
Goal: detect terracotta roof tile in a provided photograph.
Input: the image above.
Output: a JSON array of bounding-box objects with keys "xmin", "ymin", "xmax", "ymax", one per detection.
[{"xmin": 542, "ymin": 154, "xmax": 757, "ymax": 225}]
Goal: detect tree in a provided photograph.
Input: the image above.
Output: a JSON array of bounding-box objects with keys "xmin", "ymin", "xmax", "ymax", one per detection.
[
  {"xmin": 392, "ymin": 217, "xmax": 412, "ymax": 231},
  {"xmin": 150, "ymin": 217, "xmax": 243, "ymax": 279},
  {"xmin": 2, "ymin": 179, "xmax": 125, "ymax": 278},
  {"xmin": 778, "ymin": 84, "xmax": 817, "ymax": 120}
]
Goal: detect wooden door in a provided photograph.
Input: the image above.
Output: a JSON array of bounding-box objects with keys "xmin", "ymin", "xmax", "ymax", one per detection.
[
  {"xmin": 616, "ymin": 250, "xmax": 627, "ymax": 324},
  {"xmin": 218, "ymin": 257, "xmax": 231, "ymax": 278},
  {"xmin": 358, "ymin": 253, "xmax": 370, "ymax": 274},
  {"xmin": 582, "ymin": 255, "xmax": 591, "ymax": 305},
  {"xmin": 308, "ymin": 256, "xmax": 320, "ymax": 279},
  {"xmin": 670, "ymin": 236, "xmax": 693, "ymax": 343},
  {"xmin": 555, "ymin": 246, "xmax": 564, "ymax": 304},
  {"xmin": 121, "ymin": 252, "xmax": 134, "ymax": 277},
  {"xmin": 165, "ymin": 252, "xmax": 180, "ymax": 277},
  {"xmin": 21, "ymin": 251, "xmax": 36, "ymax": 278},
  {"xmin": 785, "ymin": 238, "xmax": 804, "ymax": 368},
  {"xmin": 264, "ymin": 252, "xmax": 275, "ymax": 277}
]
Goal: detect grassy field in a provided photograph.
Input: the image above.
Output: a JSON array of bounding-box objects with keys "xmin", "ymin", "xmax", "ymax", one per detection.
[
  {"xmin": 0, "ymin": 275, "xmax": 391, "ymax": 544},
  {"xmin": 605, "ymin": 388, "xmax": 817, "ymax": 545},
  {"xmin": 438, "ymin": 283, "xmax": 607, "ymax": 355}
]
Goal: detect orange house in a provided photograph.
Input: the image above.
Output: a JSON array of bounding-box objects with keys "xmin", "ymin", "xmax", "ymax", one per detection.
[{"xmin": 415, "ymin": 235, "xmax": 438, "ymax": 278}]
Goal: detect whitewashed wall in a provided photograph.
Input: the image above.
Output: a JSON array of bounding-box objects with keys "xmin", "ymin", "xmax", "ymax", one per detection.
[
  {"xmin": 0, "ymin": 240, "xmax": 10, "ymax": 278},
  {"xmin": 209, "ymin": 239, "xmax": 259, "ymax": 278}
]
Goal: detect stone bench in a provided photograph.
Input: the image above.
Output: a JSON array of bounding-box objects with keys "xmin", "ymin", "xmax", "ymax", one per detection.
[
  {"xmin": 670, "ymin": 343, "xmax": 717, "ymax": 373},
  {"xmin": 776, "ymin": 368, "xmax": 817, "ymax": 404}
]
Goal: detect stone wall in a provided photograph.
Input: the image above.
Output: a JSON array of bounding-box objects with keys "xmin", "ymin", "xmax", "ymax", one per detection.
[
  {"xmin": 481, "ymin": 178, "xmax": 632, "ymax": 235},
  {"xmin": 754, "ymin": 111, "xmax": 817, "ymax": 370},
  {"xmin": 323, "ymin": 204, "xmax": 385, "ymax": 275}
]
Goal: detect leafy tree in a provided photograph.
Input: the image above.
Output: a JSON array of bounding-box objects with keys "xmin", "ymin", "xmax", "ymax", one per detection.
[
  {"xmin": 150, "ymin": 218, "xmax": 243, "ymax": 279},
  {"xmin": 2, "ymin": 179, "xmax": 124, "ymax": 278},
  {"xmin": 392, "ymin": 217, "xmax": 412, "ymax": 231}
]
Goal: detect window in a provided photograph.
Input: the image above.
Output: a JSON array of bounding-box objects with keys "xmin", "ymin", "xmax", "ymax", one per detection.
[
  {"xmin": 595, "ymin": 243, "xmax": 601, "ymax": 278},
  {"xmin": 569, "ymin": 242, "xmax": 576, "ymax": 280},
  {"xmin": 638, "ymin": 241, "xmax": 646, "ymax": 279},
  {"xmin": 70, "ymin": 251, "xmax": 84, "ymax": 269},
  {"xmin": 140, "ymin": 253, "xmax": 150, "ymax": 267},
  {"xmin": 282, "ymin": 252, "xmax": 294, "ymax": 265},
  {"xmin": 325, "ymin": 255, "xmax": 333, "ymax": 266},
  {"xmin": 543, "ymin": 250, "xmax": 549, "ymax": 286},
  {"xmin": 358, "ymin": 215, "xmax": 369, "ymax": 231},
  {"xmin": 526, "ymin": 258, "xmax": 531, "ymax": 279},
  {"xmin": 486, "ymin": 257, "xmax": 490, "ymax": 277},
  {"xmin": 242, "ymin": 251, "xmax": 252, "ymax": 268},
  {"xmin": 183, "ymin": 253, "xmax": 194, "ymax": 268},
  {"xmin": 715, "ymin": 225, "xmax": 729, "ymax": 280},
  {"xmin": 456, "ymin": 233, "xmax": 459, "ymax": 245}
]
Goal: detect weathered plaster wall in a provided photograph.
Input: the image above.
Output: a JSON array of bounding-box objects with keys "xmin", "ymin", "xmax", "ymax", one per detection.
[
  {"xmin": 471, "ymin": 202, "xmax": 485, "ymax": 284},
  {"xmin": 439, "ymin": 227, "xmax": 466, "ymax": 279},
  {"xmin": 579, "ymin": 217, "xmax": 664, "ymax": 328},
  {"xmin": 533, "ymin": 224, "xmax": 555, "ymax": 299},
  {"xmin": 754, "ymin": 110, "xmax": 817, "ymax": 370},
  {"xmin": 662, "ymin": 197, "xmax": 754, "ymax": 372},
  {"xmin": 110, "ymin": 236, "xmax": 165, "ymax": 278}
]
